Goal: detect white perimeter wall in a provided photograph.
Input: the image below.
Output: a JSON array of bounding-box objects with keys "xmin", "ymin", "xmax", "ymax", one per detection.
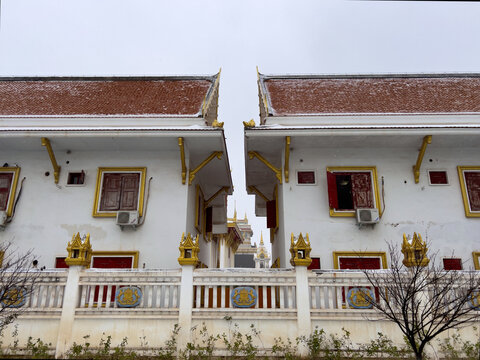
[
  {"xmin": 0, "ymin": 149, "xmax": 197, "ymax": 269},
  {"xmin": 278, "ymin": 145, "xmax": 480, "ymax": 269}
]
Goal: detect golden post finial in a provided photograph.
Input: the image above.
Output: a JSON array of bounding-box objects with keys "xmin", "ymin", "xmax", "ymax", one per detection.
[
  {"xmin": 260, "ymin": 231, "xmax": 264, "ymax": 246},
  {"xmin": 233, "ymin": 201, "xmax": 237, "ymax": 221},
  {"xmin": 401, "ymin": 232, "xmax": 429, "ymax": 267},
  {"xmin": 65, "ymin": 232, "xmax": 92, "ymax": 267},
  {"xmin": 289, "ymin": 233, "xmax": 312, "ymax": 267},
  {"xmin": 178, "ymin": 232, "xmax": 200, "ymax": 266}
]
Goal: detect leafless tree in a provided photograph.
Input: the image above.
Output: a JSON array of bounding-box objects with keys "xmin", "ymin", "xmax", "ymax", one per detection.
[
  {"xmin": 361, "ymin": 243, "xmax": 480, "ymax": 360},
  {"xmin": 0, "ymin": 242, "xmax": 40, "ymax": 333}
]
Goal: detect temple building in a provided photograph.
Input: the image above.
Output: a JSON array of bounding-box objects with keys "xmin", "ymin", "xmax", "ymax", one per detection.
[
  {"xmin": 254, "ymin": 232, "xmax": 270, "ymax": 268},
  {"xmin": 245, "ymin": 72, "xmax": 480, "ymax": 271},
  {"xmin": 0, "ymin": 73, "xmax": 234, "ymax": 269}
]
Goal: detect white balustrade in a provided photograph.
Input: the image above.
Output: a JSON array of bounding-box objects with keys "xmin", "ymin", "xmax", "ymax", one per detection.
[{"xmin": 78, "ymin": 269, "xmax": 181, "ymax": 311}]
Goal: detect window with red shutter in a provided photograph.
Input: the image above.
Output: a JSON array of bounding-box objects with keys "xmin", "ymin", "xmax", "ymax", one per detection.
[
  {"xmin": 0, "ymin": 173, "xmax": 13, "ymax": 211},
  {"xmin": 326, "ymin": 167, "xmax": 378, "ymax": 216},
  {"xmin": 443, "ymin": 258, "xmax": 462, "ymax": 270},
  {"xmin": 266, "ymin": 200, "xmax": 277, "ymax": 228},
  {"xmin": 307, "ymin": 257, "xmax": 320, "ymax": 270},
  {"xmin": 465, "ymin": 171, "xmax": 480, "ymax": 212}
]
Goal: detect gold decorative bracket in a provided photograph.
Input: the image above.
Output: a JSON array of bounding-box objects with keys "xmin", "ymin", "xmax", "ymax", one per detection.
[
  {"xmin": 413, "ymin": 135, "xmax": 432, "ymax": 184},
  {"xmin": 247, "ymin": 185, "xmax": 271, "ymax": 202},
  {"xmin": 205, "ymin": 186, "xmax": 229, "ymax": 207},
  {"xmin": 188, "ymin": 151, "xmax": 223, "ymax": 185},
  {"xmin": 41, "ymin": 137, "xmax": 61, "ymax": 184},
  {"xmin": 178, "ymin": 137, "xmax": 187, "ymax": 185},
  {"xmin": 284, "ymin": 136, "xmax": 291, "ymax": 183},
  {"xmin": 248, "ymin": 151, "xmax": 282, "ymax": 184}
]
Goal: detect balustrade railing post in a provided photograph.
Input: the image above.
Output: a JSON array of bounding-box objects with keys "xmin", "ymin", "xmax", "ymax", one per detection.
[
  {"xmin": 54, "ymin": 265, "xmax": 83, "ymax": 359},
  {"xmin": 177, "ymin": 264, "xmax": 194, "ymax": 353}
]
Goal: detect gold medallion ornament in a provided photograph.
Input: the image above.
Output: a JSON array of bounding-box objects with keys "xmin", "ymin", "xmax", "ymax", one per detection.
[
  {"xmin": 231, "ymin": 287, "xmax": 257, "ymax": 308},
  {"xmin": 115, "ymin": 286, "xmax": 142, "ymax": 308},
  {"xmin": 401, "ymin": 232, "xmax": 429, "ymax": 267},
  {"xmin": 65, "ymin": 233, "xmax": 92, "ymax": 267},
  {"xmin": 289, "ymin": 233, "xmax": 312, "ymax": 267},
  {"xmin": 178, "ymin": 232, "xmax": 200, "ymax": 266}
]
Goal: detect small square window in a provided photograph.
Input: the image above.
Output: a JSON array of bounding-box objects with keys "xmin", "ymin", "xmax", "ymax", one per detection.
[
  {"xmin": 0, "ymin": 167, "xmax": 21, "ymax": 216},
  {"xmin": 297, "ymin": 171, "xmax": 316, "ymax": 185},
  {"xmin": 428, "ymin": 170, "xmax": 448, "ymax": 185},
  {"xmin": 67, "ymin": 171, "xmax": 85, "ymax": 186},
  {"xmin": 307, "ymin": 257, "xmax": 320, "ymax": 270},
  {"xmin": 443, "ymin": 258, "xmax": 462, "ymax": 271}
]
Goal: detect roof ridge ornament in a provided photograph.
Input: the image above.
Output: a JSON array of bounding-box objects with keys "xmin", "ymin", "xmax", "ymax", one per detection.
[{"xmin": 243, "ymin": 119, "xmax": 256, "ymax": 128}]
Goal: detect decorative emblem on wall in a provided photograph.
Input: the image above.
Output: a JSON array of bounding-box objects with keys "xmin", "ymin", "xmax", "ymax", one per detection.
[
  {"xmin": 347, "ymin": 287, "xmax": 374, "ymax": 309},
  {"xmin": 231, "ymin": 287, "xmax": 257, "ymax": 308},
  {"xmin": 1, "ymin": 286, "xmax": 27, "ymax": 308},
  {"xmin": 115, "ymin": 286, "xmax": 142, "ymax": 308},
  {"xmin": 469, "ymin": 291, "xmax": 480, "ymax": 310}
]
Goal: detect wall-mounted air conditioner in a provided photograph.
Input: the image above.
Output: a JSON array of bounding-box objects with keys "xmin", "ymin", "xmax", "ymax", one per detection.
[
  {"xmin": 116, "ymin": 211, "xmax": 139, "ymax": 229},
  {"xmin": 356, "ymin": 208, "xmax": 379, "ymax": 225}
]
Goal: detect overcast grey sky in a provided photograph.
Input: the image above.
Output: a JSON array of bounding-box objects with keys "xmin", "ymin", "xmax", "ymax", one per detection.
[{"xmin": 1, "ymin": 0, "xmax": 479, "ymax": 252}]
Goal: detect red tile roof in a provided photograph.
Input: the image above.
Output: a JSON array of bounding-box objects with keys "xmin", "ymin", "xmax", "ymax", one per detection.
[
  {"xmin": 260, "ymin": 74, "xmax": 480, "ymax": 116},
  {"xmin": 0, "ymin": 76, "xmax": 216, "ymax": 116}
]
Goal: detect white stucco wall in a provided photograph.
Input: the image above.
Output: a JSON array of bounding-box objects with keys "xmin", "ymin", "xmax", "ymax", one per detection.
[
  {"xmin": 1, "ymin": 148, "xmax": 192, "ymax": 269},
  {"xmin": 277, "ymin": 145, "xmax": 480, "ymax": 269}
]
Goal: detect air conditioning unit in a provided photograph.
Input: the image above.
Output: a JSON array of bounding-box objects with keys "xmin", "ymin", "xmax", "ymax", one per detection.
[
  {"xmin": 116, "ymin": 211, "xmax": 139, "ymax": 229},
  {"xmin": 356, "ymin": 208, "xmax": 379, "ymax": 225},
  {"xmin": 0, "ymin": 211, "xmax": 7, "ymax": 230}
]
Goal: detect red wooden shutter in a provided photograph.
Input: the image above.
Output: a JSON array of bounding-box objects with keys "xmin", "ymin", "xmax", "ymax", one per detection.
[
  {"xmin": 119, "ymin": 173, "xmax": 140, "ymax": 210},
  {"xmin": 100, "ymin": 173, "xmax": 122, "ymax": 211},
  {"xmin": 326, "ymin": 171, "xmax": 338, "ymax": 209},
  {"xmin": 339, "ymin": 257, "xmax": 381, "ymax": 269},
  {"xmin": 465, "ymin": 172, "xmax": 480, "ymax": 211},
  {"xmin": 351, "ymin": 172, "xmax": 373, "ymax": 208},
  {"xmin": 55, "ymin": 257, "xmax": 68, "ymax": 268},
  {"xmin": 92, "ymin": 257, "xmax": 133, "ymax": 269},
  {"xmin": 266, "ymin": 200, "xmax": 277, "ymax": 228},
  {"xmin": 307, "ymin": 257, "xmax": 320, "ymax": 270},
  {"xmin": 0, "ymin": 173, "xmax": 13, "ymax": 211},
  {"xmin": 443, "ymin": 258, "xmax": 462, "ymax": 270},
  {"xmin": 205, "ymin": 206, "xmax": 213, "ymax": 233}
]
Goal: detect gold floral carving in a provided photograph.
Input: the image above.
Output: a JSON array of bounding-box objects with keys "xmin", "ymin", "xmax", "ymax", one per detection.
[{"xmin": 289, "ymin": 233, "xmax": 312, "ymax": 267}]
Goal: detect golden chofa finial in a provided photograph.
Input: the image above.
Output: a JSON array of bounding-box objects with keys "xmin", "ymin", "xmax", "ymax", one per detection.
[
  {"xmin": 243, "ymin": 119, "xmax": 256, "ymax": 128},
  {"xmin": 65, "ymin": 232, "xmax": 92, "ymax": 267},
  {"xmin": 401, "ymin": 232, "xmax": 429, "ymax": 267},
  {"xmin": 260, "ymin": 231, "xmax": 264, "ymax": 246},
  {"xmin": 178, "ymin": 232, "xmax": 200, "ymax": 266},
  {"xmin": 212, "ymin": 119, "xmax": 224, "ymax": 128},
  {"xmin": 289, "ymin": 233, "xmax": 312, "ymax": 267}
]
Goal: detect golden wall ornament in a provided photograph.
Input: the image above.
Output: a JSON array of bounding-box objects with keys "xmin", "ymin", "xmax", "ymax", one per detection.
[
  {"xmin": 65, "ymin": 232, "xmax": 92, "ymax": 267},
  {"xmin": 41, "ymin": 137, "xmax": 61, "ymax": 184},
  {"xmin": 289, "ymin": 233, "xmax": 312, "ymax": 267},
  {"xmin": 243, "ymin": 119, "xmax": 256, "ymax": 128},
  {"xmin": 413, "ymin": 135, "xmax": 432, "ymax": 184},
  {"xmin": 178, "ymin": 232, "xmax": 200, "ymax": 266},
  {"xmin": 402, "ymin": 232, "xmax": 430, "ymax": 267},
  {"xmin": 211, "ymin": 119, "xmax": 224, "ymax": 128}
]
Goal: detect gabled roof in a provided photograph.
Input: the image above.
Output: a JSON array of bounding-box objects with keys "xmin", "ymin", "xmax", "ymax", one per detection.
[
  {"xmin": 0, "ymin": 74, "xmax": 220, "ymax": 118},
  {"xmin": 258, "ymin": 73, "xmax": 480, "ymax": 119}
]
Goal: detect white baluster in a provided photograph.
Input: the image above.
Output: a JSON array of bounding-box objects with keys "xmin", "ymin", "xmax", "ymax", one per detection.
[
  {"xmin": 195, "ymin": 285, "xmax": 201, "ymax": 308},
  {"xmin": 271, "ymin": 286, "xmax": 276, "ymax": 309},
  {"xmin": 154, "ymin": 285, "xmax": 160, "ymax": 308},
  {"xmin": 205, "ymin": 286, "xmax": 210, "ymax": 309},
  {"xmin": 97, "ymin": 285, "xmax": 105, "ymax": 310},
  {"xmin": 287, "ymin": 286, "xmax": 294, "ymax": 309},
  {"xmin": 172, "ymin": 285, "xmax": 178, "ymax": 308},
  {"xmin": 262, "ymin": 286, "xmax": 267, "ymax": 309},
  {"xmin": 310, "ymin": 286, "xmax": 316, "ymax": 309},
  {"xmin": 79, "ymin": 285, "xmax": 87, "ymax": 308},
  {"xmin": 336, "ymin": 286, "xmax": 343, "ymax": 310},
  {"xmin": 279, "ymin": 287, "xmax": 285, "ymax": 309},
  {"xmin": 88, "ymin": 286, "xmax": 95, "ymax": 309},
  {"xmin": 319, "ymin": 286, "xmax": 325, "ymax": 309},
  {"xmin": 104, "ymin": 285, "xmax": 112, "ymax": 308},
  {"xmin": 164, "ymin": 285, "xmax": 170, "ymax": 308},
  {"xmin": 327, "ymin": 286, "xmax": 335, "ymax": 309},
  {"xmin": 213, "ymin": 286, "xmax": 218, "ymax": 308},
  {"xmin": 220, "ymin": 286, "xmax": 225, "ymax": 308}
]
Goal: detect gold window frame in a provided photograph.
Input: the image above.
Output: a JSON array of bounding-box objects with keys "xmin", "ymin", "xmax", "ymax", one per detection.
[
  {"xmin": 326, "ymin": 166, "xmax": 381, "ymax": 217},
  {"xmin": 457, "ymin": 166, "xmax": 480, "ymax": 218},
  {"xmin": 89, "ymin": 251, "xmax": 139, "ymax": 269},
  {"xmin": 92, "ymin": 167, "xmax": 146, "ymax": 217},
  {"xmin": 473, "ymin": 252, "xmax": 480, "ymax": 270},
  {"xmin": 333, "ymin": 251, "xmax": 388, "ymax": 269},
  {"xmin": 195, "ymin": 185, "xmax": 205, "ymax": 233},
  {"xmin": 0, "ymin": 167, "xmax": 21, "ymax": 217}
]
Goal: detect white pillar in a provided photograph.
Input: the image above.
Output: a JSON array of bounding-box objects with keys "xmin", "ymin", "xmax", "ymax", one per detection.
[
  {"xmin": 177, "ymin": 264, "xmax": 194, "ymax": 352},
  {"xmin": 219, "ymin": 236, "xmax": 226, "ymax": 268},
  {"xmin": 55, "ymin": 265, "xmax": 83, "ymax": 359},
  {"xmin": 295, "ymin": 266, "xmax": 311, "ymax": 356}
]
